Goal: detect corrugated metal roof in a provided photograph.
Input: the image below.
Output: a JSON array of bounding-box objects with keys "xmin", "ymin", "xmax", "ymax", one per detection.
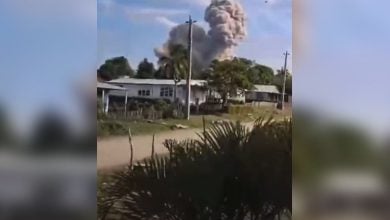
[
  {"xmin": 108, "ymin": 78, "xmax": 207, "ymax": 86},
  {"xmin": 97, "ymin": 82, "xmax": 126, "ymax": 90},
  {"xmin": 251, "ymin": 85, "xmax": 280, "ymax": 94}
]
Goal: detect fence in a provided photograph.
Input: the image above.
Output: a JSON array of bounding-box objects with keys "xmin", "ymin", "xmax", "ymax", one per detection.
[{"xmin": 107, "ymin": 108, "xmax": 164, "ymax": 121}]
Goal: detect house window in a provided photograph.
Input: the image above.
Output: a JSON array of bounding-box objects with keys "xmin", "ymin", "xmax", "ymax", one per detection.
[
  {"xmin": 160, "ymin": 87, "xmax": 173, "ymax": 97},
  {"xmin": 138, "ymin": 89, "xmax": 151, "ymax": 97}
]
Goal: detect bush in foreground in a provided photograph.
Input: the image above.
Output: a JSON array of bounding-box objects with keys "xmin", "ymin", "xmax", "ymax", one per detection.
[{"xmin": 99, "ymin": 118, "xmax": 291, "ymax": 220}]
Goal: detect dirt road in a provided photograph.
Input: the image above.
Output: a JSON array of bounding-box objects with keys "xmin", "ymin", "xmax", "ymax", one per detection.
[{"xmin": 98, "ymin": 122, "xmax": 254, "ymax": 170}]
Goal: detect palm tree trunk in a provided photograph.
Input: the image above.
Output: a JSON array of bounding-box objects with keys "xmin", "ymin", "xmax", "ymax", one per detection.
[{"xmin": 173, "ymin": 80, "xmax": 179, "ymax": 117}]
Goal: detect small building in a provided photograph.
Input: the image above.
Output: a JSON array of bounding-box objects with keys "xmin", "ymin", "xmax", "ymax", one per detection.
[
  {"xmin": 245, "ymin": 85, "xmax": 282, "ymax": 103},
  {"xmin": 106, "ymin": 78, "xmax": 208, "ymax": 105}
]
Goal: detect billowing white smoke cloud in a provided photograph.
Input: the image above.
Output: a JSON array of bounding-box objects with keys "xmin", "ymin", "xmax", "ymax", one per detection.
[
  {"xmin": 205, "ymin": 0, "xmax": 246, "ymax": 60},
  {"xmin": 155, "ymin": 0, "xmax": 247, "ymax": 73}
]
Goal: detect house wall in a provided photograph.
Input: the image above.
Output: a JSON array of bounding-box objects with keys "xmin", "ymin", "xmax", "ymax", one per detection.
[
  {"xmin": 245, "ymin": 92, "xmax": 280, "ymax": 103},
  {"xmin": 107, "ymin": 84, "xmax": 173, "ymax": 102},
  {"xmin": 189, "ymin": 87, "xmax": 207, "ymax": 105},
  {"xmin": 107, "ymin": 83, "xmax": 207, "ymax": 105},
  {"xmin": 245, "ymin": 91, "xmax": 256, "ymax": 101}
]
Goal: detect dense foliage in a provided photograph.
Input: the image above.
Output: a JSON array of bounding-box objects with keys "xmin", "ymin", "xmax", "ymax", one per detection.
[
  {"xmin": 136, "ymin": 58, "xmax": 156, "ymax": 79},
  {"xmin": 157, "ymin": 44, "xmax": 188, "ymax": 80},
  {"xmin": 98, "ymin": 56, "xmax": 135, "ymax": 80},
  {"xmin": 206, "ymin": 58, "xmax": 254, "ymax": 104},
  {"xmin": 99, "ymin": 118, "xmax": 292, "ymax": 220},
  {"xmin": 238, "ymin": 58, "xmax": 274, "ymax": 85}
]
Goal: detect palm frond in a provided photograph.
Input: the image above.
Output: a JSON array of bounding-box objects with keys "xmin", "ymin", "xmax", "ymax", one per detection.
[
  {"xmin": 198, "ymin": 121, "xmax": 250, "ymax": 154},
  {"xmin": 99, "ymin": 118, "xmax": 292, "ymax": 220}
]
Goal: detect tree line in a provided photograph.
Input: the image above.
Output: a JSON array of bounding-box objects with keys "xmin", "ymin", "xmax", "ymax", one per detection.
[{"xmin": 97, "ymin": 45, "xmax": 292, "ymax": 99}]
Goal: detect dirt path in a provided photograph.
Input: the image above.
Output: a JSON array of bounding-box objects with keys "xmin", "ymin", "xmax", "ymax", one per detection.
[{"xmin": 97, "ymin": 122, "xmax": 254, "ymax": 170}]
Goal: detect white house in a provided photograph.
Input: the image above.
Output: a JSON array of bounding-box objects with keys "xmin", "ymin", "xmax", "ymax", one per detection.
[
  {"xmin": 105, "ymin": 78, "xmax": 208, "ymax": 105},
  {"xmin": 97, "ymin": 81, "xmax": 127, "ymax": 113}
]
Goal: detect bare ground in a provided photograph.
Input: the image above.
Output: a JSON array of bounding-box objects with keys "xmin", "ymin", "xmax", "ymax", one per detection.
[{"xmin": 97, "ymin": 122, "xmax": 254, "ymax": 170}]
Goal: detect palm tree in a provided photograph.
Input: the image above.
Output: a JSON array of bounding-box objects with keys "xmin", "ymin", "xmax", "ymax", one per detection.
[
  {"xmin": 158, "ymin": 44, "xmax": 188, "ymax": 104},
  {"xmin": 99, "ymin": 118, "xmax": 292, "ymax": 220}
]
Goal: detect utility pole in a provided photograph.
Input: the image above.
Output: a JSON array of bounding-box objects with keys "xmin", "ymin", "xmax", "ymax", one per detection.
[
  {"xmin": 185, "ymin": 15, "xmax": 196, "ymax": 120},
  {"xmin": 281, "ymin": 51, "xmax": 290, "ymax": 110}
]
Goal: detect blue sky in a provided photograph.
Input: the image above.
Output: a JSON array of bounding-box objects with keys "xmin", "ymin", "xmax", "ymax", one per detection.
[{"xmin": 98, "ymin": 0, "xmax": 292, "ymax": 71}]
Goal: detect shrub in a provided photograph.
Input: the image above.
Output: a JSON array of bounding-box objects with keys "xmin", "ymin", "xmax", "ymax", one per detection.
[
  {"xmin": 227, "ymin": 99, "xmax": 245, "ymax": 105},
  {"xmin": 97, "ymin": 99, "xmax": 106, "ymax": 120},
  {"xmin": 154, "ymin": 99, "xmax": 170, "ymax": 111},
  {"xmin": 97, "ymin": 121, "xmax": 128, "ymax": 137},
  {"xmin": 228, "ymin": 105, "xmax": 256, "ymax": 115},
  {"xmin": 99, "ymin": 118, "xmax": 292, "ymax": 220}
]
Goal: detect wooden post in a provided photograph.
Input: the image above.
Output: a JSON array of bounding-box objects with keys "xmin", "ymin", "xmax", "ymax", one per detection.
[
  {"xmin": 104, "ymin": 94, "xmax": 110, "ymax": 114},
  {"xmin": 195, "ymin": 98, "xmax": 200, "ymax": 114},
  {"xmin": 101, "ymin": 89, "xmax": 105, "ymax": 113},
  {"xmin": 128, "ymin": 128, "xmax": 134, "ymax": 169},
  {"xmin": 202, "ymin": 115, "xmax": 206, "ymax": 136},
  {"xmin": 185, "ymin": 15, "xmax": 196, "ymax": 120},
  {"xmin": 281, "ymin": 51, "xmax": 290, "ymax": 110},
  {"xmin": 151, "ymin": 134, "xmax": 155, "ymax": 160},
  {"xmin": 124, "ymin": 90, "xmax": 128, "ymax": 119}
]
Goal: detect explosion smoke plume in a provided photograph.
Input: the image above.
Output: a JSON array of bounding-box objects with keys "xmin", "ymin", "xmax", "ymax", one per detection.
[{"xmin": 154, "ymin": 0, "xmax": 247, "ymax": 72}]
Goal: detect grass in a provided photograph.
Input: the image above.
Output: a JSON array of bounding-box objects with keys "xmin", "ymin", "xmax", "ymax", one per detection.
[
  {"xmin": 98, "ymin": 106, "xmax": 291, "ymax": 138},
  {"xmin": 97, "ymin": 120, "xmax": 169, "ymax": 137}
]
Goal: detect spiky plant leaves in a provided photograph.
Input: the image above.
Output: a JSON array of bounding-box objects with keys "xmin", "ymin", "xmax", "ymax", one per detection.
[
  {"xmin": 99, "ymin": 118, "xmax": 292, "ymax": 220},
  {"xmin": 246, "ymin": 117, "xmax": 292, "ymax": 215}
]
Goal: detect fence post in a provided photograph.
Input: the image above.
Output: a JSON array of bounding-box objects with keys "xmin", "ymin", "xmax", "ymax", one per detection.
[
  {"xmin": 202, "ymin": 115, "xmax": 206, "ymax": 137},
  {"xmin": 151, "ymin": 133, "xmax": 155, "ymax": 160},
  {"xmin": 124, "ymin": 91, "xmax": 128, "ymax": 120},
  {"xmin": 128, "ymin": 128, "xmax": 134, "ymax": 169}
]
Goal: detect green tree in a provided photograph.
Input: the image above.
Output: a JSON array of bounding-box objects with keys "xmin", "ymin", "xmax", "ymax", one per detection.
[
  {"xmin": 207, "ymin": 58, "xmax": 253, "ymax": 104},
  {"xmin": 153, "ymin": 67, "xmax": 164, "ymax": 79},
  {"xmin": 250, "ymin": 64, "xmax": 274, "ymax": 84},
  {"xmin": 135, "ymin": 58, "xmax": 155, "ymax": 79},
  {"xmin": 97, "ymin": 56, "xmax": 135, "ymax": 81},
  {"xmin": 157, "ymin": 44, "xmax": 188, "ymax": 79},
  {"xmin": 273, "ymin": 69, "xmax": 292, "ymax": 95},
  {"xmin": 99, "ymin": 118, "xmax": 292, "ymax": 220},
  {"xmin": 237, "ymin": 58, "xmax": 274, "ymax": 84},
  {"xmin": 157, "ymin": 44, "xmax": 188, "ymax": 102}
]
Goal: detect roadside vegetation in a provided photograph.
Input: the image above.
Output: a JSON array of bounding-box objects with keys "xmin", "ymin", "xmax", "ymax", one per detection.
[
  {"xmin": 98, "ymin": 118, "xmax": 291, "ymax": 220},
  {"xmin": 97, "ymin": 105, "xmax": 291, "ymax": 137}
]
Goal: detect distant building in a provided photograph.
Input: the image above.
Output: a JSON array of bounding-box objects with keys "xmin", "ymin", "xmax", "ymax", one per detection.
[
  {"xmin": 105, "ymin": 78, "xmax": 208, "ymax": 105},
  {"xmin": 97, "ymin": 80, "xmax": 291, "ymax": 113},
  {"xmin": 245, "ymin": 85, "xmax": 284, "ymax": 103}
]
